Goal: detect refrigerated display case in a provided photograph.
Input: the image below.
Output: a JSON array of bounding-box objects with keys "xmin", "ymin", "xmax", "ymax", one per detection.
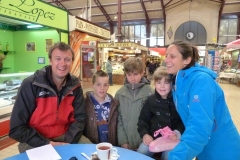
[{"xmin": 0, "ymin": 72, "xmax": 33, "ymax": 110}]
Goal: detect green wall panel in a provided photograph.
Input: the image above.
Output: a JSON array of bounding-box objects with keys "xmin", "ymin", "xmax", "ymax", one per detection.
[
  {"xmin": 0, "ymin": 29, "xmax": 14, "ymax": 73},
  {"xmin": 61, "ymin": 32, "xmax": 69, "ymax": 44},
  {"xmin": 13, "ymin": 29, "xmax": 59, "ymax": 72}
]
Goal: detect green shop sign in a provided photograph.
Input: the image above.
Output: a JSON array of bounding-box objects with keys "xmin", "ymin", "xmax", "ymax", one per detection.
[{"xmin": 0, "ymin": 0, "xmax": 68, "ymax": 31}]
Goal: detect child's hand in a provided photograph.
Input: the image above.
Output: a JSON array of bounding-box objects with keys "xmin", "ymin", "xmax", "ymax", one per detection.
[
  {"xmin": 143, "ymin": 134, "xmax": 153, "ymax": 145},
  {"xmin": 121, "ymin": 143, "xmax": 130, "ymax": 149},
  {"xmin": 169, "ymin": 134, "xmax": 178, "ymax": 141}
]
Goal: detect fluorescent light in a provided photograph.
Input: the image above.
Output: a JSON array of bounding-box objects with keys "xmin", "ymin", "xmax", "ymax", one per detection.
[{"xmin": 27, "ymin": 25, "xmax": 43, "ymax": 28}]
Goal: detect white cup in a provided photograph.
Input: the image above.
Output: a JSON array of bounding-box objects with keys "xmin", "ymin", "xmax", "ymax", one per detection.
[{"xmin": 96, "ymin": 142, "xmax": 118, "ymax": 160}]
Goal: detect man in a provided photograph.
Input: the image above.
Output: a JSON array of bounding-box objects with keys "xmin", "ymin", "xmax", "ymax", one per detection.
[
  {"xmin": 9, "ymin": 42, "xmax": 90, "ymax": 153},
  {"xmin": 105, "ymin": 56, "xmax": 113, "ymax": 86}
]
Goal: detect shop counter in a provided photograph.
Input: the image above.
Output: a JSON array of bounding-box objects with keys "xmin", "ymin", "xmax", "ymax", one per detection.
[
  {"xmin": 113, "ymin": 74, "xmax": 125, "ymax": 85},
  {"xmin": 219, "ymin": 72, "xmax": 237, "ymax": 83}
]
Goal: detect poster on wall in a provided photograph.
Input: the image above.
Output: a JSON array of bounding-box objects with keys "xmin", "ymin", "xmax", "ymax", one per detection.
[
  {"xmin": 38, "ymin": 57, "xmax": 45, "ymax": 64},
  {"xmin": 26, "ymin": 42, "xmax": 36, "ymax": 52},
  {"xmin": 46, "ymin": 39, "xmax": 53, "ymax": 52}
]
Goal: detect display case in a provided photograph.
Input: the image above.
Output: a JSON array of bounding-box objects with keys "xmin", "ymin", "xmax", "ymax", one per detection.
[{"xmin": 0, "ymin": 72, "xmax": 33, "ymax": 109}]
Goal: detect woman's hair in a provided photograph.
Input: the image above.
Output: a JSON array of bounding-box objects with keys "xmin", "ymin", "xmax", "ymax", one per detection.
[
  {"xmin": 92, "ymin": 70, "xmax": 109, "ymax": 84},
  {"xmin": 151, "ymin": 66, "xmax": 171, "ymax": 86},
  {"xmin": 124, "ymin": 57, "xmax": 144, "ymax": 74},
  {"xmin": 48, "ymin": 42, "xmax": 75, "ymax": 61},
  {"xmin": 171, "ymin": 41, "xmax": 200, "ymax": 67}
]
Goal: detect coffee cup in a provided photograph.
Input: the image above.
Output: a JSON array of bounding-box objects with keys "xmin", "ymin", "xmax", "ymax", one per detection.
[
  {"xmin": 110, "ymin": 152, "xmax": 120, "ymax": 160},
  {"xmin": 96, "ymin": 142, "xmax": 118, "ymax": 160}
]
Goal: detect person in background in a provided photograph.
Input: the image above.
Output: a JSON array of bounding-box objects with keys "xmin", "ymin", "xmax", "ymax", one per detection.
[
  {"xmin": 137, "ymin": 67, "xmax": 184, "ymax": 160},
  {"xmin": 154, "ymin": 60, "xmax": 160, "ymax": 71},
  {"xmin": 9, "ymin": 42, "xmax": 91, "ymax": 153},
  {"xmin": 106, "ymin": 56, "xmax": 113, "ymax": 86},
  {"xmin": 148, "ymin": 60, "xmax": 155, "ymax": 75},
  {"xmin": 84, "ymin": 70, "xmax": 119, "ymax": 145},
  {"xmin": 115, "ymin": 57, "xmax": 153, "ymax": 150},
  {"xmin": 164, "ymin": 41, "xmax": 240, "ymax": 160}
]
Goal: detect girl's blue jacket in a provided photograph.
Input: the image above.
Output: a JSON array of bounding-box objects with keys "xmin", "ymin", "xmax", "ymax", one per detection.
[{"xmin": 169, "ymin": 63, "xmax": 240, "ymax": 160}]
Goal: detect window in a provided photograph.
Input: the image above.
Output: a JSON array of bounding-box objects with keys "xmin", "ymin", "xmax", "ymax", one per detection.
[
  {"xmin": 218, "ymin": 19, "xmax": 238, "ymax": 44},
  {"xmin": 150, "ymin": 24, "xmax": 165, "ymax": 47}
]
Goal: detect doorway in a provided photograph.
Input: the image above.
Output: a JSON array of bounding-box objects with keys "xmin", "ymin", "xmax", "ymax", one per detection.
[{"xmin": 80, "ymin": 45, "xmax": 96, "ymax": 91}]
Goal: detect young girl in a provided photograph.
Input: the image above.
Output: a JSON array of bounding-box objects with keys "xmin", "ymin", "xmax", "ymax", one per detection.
[{"xmin": 137, "ymin": 67, "xmax": 184, "ymax": 160}]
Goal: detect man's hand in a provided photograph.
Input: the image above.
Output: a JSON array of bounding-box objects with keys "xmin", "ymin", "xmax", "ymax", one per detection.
[
  {"xmin": 49, "ymin": 141, "xmax": 69, "ymax": 146},
  {"xmin": 143, "ymin": 134, "xmax": 153, "ymax": 145}
]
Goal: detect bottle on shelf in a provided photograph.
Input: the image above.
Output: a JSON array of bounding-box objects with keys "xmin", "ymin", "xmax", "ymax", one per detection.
[{"xmin": 6, "ymin": 42, "xmax": 9, "ymax": 51}]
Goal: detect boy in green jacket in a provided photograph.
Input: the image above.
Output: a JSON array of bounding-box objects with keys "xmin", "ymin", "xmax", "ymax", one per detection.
[{"xmin": 115, "ymin": 57, "xmax": 153, "ymax": 150}]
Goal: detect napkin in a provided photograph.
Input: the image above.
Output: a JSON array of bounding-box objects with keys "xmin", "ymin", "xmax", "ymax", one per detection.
[{"xmin": 26, "ymin": 144, "xmax": 61, "ymax": 160}]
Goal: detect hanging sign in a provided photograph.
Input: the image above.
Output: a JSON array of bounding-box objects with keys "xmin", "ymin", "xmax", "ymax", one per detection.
[
  {"xmin": 0, "ymin": 0, "xmax": 68, "ymax": 31},
  {"xmin": 69, "ymin": 16, "xmax": 110, "ymax": 40},
  {"xmin": 98, "ymin": 42, "xmax": 148, "ymax": 51}
]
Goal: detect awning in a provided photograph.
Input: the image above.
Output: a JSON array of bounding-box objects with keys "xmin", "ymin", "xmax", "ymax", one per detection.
[
  {"xmin": 227, "ymin": 39, "xmax": 240, "ymax": 49},
  {"xmin": 149, "ymin": 48, "xmax": 166, "ymax": 56}
]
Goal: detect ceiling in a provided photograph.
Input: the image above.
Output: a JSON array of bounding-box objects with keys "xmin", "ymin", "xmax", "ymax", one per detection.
[
  {"xmin": 1, "ymin": 0, "xmax": 240, "ymax": 33},
  {"xmin": 41, "ymin": 0, "xmax": 240, "ymax": 26}
]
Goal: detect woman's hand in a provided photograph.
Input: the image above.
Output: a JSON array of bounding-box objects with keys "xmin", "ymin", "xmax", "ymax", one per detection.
[
  {"xmin": 169, "ymin": 135, "xmax": 178, "ymax": 141},
  {"xmin": 49, "ymin": 141, "xmax": 69, "ymax": 146},
  {"xmin": 143, "ymin": 134, "xmax": 153, "ymax": 145}
]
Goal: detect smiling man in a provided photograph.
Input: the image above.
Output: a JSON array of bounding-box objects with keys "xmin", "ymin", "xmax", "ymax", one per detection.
[{"xmin": 9, "ymin": 42, "xmax": 91, "ymax": 153}]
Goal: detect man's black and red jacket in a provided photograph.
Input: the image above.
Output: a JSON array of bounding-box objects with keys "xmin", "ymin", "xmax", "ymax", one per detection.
[{"xmin": 9, "ymin": 66, "xmax": 86, "ymax": 148}]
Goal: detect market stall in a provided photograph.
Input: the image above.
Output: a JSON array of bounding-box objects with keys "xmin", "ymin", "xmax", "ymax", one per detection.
[{"xmin": 98, "ymin": 42, "xmax": 148, "ymax": 84}]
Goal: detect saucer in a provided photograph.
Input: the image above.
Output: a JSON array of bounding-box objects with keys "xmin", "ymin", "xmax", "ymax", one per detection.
[{"xmin": 91, "ymin": 152, "xmax": 120, "ymax": 160}]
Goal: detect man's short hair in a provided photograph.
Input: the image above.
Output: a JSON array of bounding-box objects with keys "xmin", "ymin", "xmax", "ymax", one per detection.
[{"xmin": 48, "ymin": 42, "xmax": 75, "ymax": 61}]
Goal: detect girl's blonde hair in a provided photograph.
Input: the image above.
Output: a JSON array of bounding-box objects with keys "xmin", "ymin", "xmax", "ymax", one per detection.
[{"xmin": 151, "ymin": 66, "xmax": 171, "ymax": 86}]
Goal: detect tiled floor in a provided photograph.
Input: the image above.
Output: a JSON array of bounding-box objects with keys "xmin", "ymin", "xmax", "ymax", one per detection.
[{"xmin": 0, "ymin": 82, "xmax": 240, "ymax": 159}]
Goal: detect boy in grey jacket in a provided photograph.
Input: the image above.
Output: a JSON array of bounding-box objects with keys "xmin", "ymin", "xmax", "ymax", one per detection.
[{"xmin": 115, "ymin": 57, "xmax": 153, "ymax": 150}]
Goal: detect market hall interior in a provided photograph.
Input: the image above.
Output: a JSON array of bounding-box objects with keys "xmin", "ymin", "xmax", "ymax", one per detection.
[{"xmin": 1, "ymin": 0, "xmax": 240, "ymax": 159}]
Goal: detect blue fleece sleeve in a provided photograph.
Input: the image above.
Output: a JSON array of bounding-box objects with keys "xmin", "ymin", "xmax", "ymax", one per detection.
[{"xmin": 169, "ymin": 75, "xmax": 216, "ymax": 160}]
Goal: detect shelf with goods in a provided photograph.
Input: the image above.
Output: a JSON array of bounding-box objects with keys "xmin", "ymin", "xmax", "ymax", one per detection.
[
  {"xmin": 148, "ymin": 56, "xmax": 161, "ymax": 62},
  {"xmin": 205, "ymin": 43, "xmax": 224, "ymax": 74}
]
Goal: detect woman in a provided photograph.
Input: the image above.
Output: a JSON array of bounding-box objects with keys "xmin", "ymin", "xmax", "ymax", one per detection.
[{"xmin": 164, "ymin": 41, "xmax": 240, "ymax": 160}]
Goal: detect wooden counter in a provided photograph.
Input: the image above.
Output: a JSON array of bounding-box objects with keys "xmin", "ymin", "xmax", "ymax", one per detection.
[{"xmin": 112, "ymin": 74, "xmax": 125, "ymax": 85}]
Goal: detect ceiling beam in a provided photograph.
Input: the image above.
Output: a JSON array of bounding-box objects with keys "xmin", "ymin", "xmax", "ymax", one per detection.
[
  {"xmin": 160, "ymin": 0, "xmax": 166, "ymax": 42},
  {"xmin": 67, "ymin": 0, "xmax": 157, "ymax": 11},
  {"xmin": 93, "ymin": 0, "xmax": 114, "ymax": 34},
  {"xmin": 208, "ymin": 0, "xmax": 222, "ymax": 3},
  {"xmin": 140, "ymin": 0, "xmax": 150, "ymax": 24},
  {"xmin": 140, "ymin": 0, "xmax": 150, "ymax": 47},
  {"xmin": 90, "ymin": 8, "xmax": 163, "ymax": 18},
  {"xmin": 165, "ymin": 0, "xmax": 189, "ymax": 11},
  {"xmin": 47, "ymin": 0, "xmax": 74, "ymax": 3},
  {"xmin": 50, "ymin": 0, "xmax": 72, "ymax": 15},
  {"xmin": 218, "ymin": 0, "xmax": 226, "ymax": 41}
]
